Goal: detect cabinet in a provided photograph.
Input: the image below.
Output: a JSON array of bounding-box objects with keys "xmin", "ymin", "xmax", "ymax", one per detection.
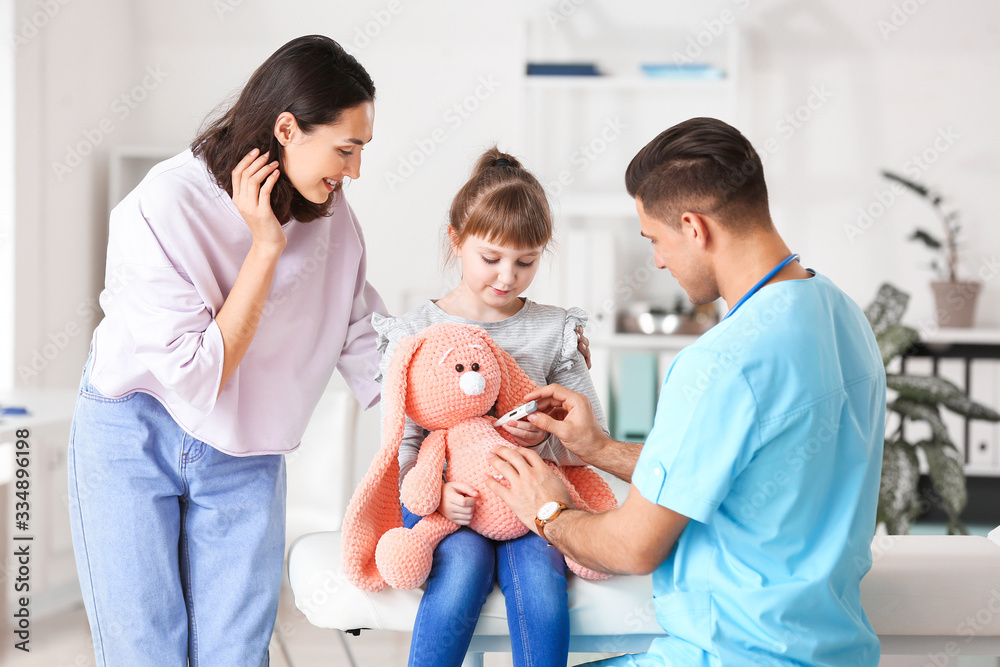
[
  {"xmin": 0, "ymin": 389, "xmax": 80, "ymax": 630},
  {"xmin": 518, "ymin": 19, "xmax": 744, "ymax": 437},
  {"xmin": 109, "ymin": 145, "xmax": 182, "ymax": 210},
  {"xmin": 898, "ymin": 328, "xmax": 1000, "ymax": 477}
]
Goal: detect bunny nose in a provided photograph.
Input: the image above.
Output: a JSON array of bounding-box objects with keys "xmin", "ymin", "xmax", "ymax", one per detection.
[{"xmin": 459, "ymin": 371, "xmax": 486, "ymax": 396}]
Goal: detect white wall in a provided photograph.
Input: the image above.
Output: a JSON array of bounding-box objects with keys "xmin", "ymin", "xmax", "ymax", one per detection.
[
  {"xmin": 0, "ymin": 1, "xmax": 13, "ymax": 390},
  {"xmin": 11, "ymin": 0, "xmax": 1000, "ymax": 390}
]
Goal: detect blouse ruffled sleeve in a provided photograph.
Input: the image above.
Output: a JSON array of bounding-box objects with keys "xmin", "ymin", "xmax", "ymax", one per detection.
[
  {"xmin": 555, "ymin": 306, "xmax": 590, "ymax": 374},
  {"xmin": 371, "ymin": 312, "xmax": 408, "ymax": 384}
]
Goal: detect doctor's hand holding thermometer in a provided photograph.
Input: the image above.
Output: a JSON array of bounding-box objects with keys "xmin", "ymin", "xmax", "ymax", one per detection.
[{"xmin": 493, "ymin": 400, "xmax": 545, "ymax": 447}]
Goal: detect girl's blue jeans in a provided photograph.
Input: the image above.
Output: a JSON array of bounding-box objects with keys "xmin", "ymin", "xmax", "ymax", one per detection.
[
  {"xmin": 66, "ymin": 355, "xmax": 285, "ymax": 666},
  {"xmin": 402, "ymin": 505, "xmax": 570, "ymax": 667}
]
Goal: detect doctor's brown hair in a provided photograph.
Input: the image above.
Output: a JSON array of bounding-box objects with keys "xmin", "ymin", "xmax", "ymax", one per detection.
[
  {"xmin": 447, "ymin": 147, "xmax": 552, "ymax": 254},
  {"xmin": 625, "ymin": 117, "xmax": 771, "ymax": 231},
  {"xmin": 192, "ymin": 35, "xmax": 375, "ymax": 224}
]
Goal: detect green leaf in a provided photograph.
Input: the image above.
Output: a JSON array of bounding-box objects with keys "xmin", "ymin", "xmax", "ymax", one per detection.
[
  {"xmin": 876, "ymin": 325, "xmax": 919, "ymax": 366},
  {"xmin": 864, "ymin": 283, "xmax": 911, "ymax": 336},
  {"xmin": 887, "ymin": 373, "xmax": 965, "ymax": 403},
  {"xmin": 887, "ymin": 373, "xmax": 1000, "ymax": 422},
  {"xmin": 910, "ymin": 228, "xmax": 943, "ymax": 249},
  {"xmin": 940, "ymin": 394, "xmax": 1000, "ymax": 422},
  {"xmin": 919, "ymin": 440, "xmax": 967, "ymax": 520},
  {"xmin": 888, "ymin": 398, "xmax": 952, "ymax": 445},
  {"xmin": 878, "ymin": 439, "xmax": 921, "ymax": 535},
  {"xmin": 882, "ymin": 170, "xmax": 930, "ymax": 198}
]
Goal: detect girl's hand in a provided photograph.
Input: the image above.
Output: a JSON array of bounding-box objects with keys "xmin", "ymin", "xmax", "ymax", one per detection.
[
  {"xmin": 501, "ymin": 419, "xmax": 547, "ymax": 447},
  {"xmin": 439, "ymin": 481, "xmax": 478, "ymax": 526},
  {"xmin": 231, "ymin": 148, "xmax": 286, "ymax": 251},
  {"xmin": 576, "ymin": 325, "xmax": 592, "ymax": 370}
]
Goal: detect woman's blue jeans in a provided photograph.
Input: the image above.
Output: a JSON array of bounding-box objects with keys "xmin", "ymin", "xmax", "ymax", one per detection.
[
  {"xmin": 66, "ymin": 356, "xmax": 286, "ymax": 666},
  {"xmin": 402, "ymin": 506, "xmax": 570, "ymax": 667}
]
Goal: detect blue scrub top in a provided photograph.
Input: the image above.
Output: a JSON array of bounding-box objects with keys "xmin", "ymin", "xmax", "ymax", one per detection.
[{"xmin": 630, "ymin": 272, "xmax": 885, "ymax": 666}]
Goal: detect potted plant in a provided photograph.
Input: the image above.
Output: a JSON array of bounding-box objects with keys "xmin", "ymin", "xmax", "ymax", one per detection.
[
  {"xmin": 865, "ymin": 283, "xmax": 1000, "ymax": 534},
  {"xmin": 881, "ymin": 170, "xmax": 982, "ymax": 327}
]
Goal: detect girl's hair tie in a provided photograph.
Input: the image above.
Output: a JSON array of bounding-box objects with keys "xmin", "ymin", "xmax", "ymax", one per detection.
[{"xmin": 494, "ymin": 157, "xmax": 513, "ymax": 168}]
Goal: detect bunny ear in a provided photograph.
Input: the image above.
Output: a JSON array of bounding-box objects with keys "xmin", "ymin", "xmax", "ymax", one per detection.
[
  {"xmin": 341, "ymin": 333, "xmax": 425, "ymax": 592},
  {"xmin": 475, "ymin": 328, "xmax": 537, "ymax": 418}
]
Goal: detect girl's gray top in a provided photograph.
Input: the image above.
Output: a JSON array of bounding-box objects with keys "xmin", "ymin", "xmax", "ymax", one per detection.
[{"xmin": 372, "ymin": 299, "xmax": 609, "ymax": 482}]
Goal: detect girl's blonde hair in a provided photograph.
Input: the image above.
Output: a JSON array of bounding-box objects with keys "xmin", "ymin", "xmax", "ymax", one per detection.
[{"xmin": 448, "ymin": 147, "xmax": 552, "ymax": 251}]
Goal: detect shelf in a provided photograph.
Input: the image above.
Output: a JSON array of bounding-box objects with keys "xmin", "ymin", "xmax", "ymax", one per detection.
[
  {"xmin": 553, "ymin": 193, "xmax": 637, "ymax": 219},
  {"xmin": 591, "ymin": 332, "xmax": 703, "ymax": 350},
  {"xmin": 920, "ymin": 328, "xmax": 1000, "ymax": 346},
  {"xmin": 0, "ymin": 388, "xmax": 77, "ymax": 431},
  {"xmin": 523, "ymin": 75, "xmax": 732, "ymax": 92}
]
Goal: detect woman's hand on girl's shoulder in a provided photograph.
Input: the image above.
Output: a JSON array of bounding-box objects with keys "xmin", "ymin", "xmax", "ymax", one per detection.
[
  {"xmin": 576, "ymin": 325, "xmax": 592, "ymax": 370},
  {"xmin": 231, "ymin": 148, "xmax": 286, "ymax": 253}
]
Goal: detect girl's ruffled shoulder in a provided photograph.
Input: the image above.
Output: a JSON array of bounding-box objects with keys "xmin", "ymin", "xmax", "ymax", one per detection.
[
  {"xmin": 370, "ymin": 312, "xmax": 405, "ymax": 357},
  {"xmin": 556, "ymin": 306, "xmax": 590, "ymax": 372}
]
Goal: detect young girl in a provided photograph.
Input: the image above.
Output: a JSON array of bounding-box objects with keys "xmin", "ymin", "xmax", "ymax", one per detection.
[
  {"xmin": 372, "ymin": 147, "xmax": 609, "ymax": 667},
  {"xmin": 67, "ymin": 36, "xmax": 386, "ymax": 666}
]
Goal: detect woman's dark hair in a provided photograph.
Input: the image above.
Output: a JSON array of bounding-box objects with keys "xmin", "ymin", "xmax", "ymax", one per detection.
[
  {"xmin": 448, "ymin": 146, "xmax": 552, "ymax": 253},
  {"xmin": 625, "ymin": 117, "xmax": 770, "ymax": 232},
  {"xmin": 192, "ymin": 35, "xmax": 375, "ymax": 224}
]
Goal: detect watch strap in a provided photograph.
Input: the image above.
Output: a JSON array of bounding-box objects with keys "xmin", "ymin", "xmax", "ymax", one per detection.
[{"xmin": 535, "ymin": 501, "xmax": 570, "ymax": 546}]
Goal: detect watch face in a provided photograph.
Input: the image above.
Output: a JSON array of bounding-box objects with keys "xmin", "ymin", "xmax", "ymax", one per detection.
[{"xmin": 537, "ymin": 501, "xmax": 560, "ymax": 521}]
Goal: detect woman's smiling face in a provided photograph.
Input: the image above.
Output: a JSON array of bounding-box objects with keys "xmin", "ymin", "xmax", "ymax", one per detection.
[{"xmin": 277, "ymin": 101, "xmax": 375, "ymax": 204}]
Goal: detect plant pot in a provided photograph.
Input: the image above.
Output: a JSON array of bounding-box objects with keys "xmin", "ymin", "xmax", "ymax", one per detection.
[{"xmin": 931, "ymin": 280, "xmax": 982, "ymax": 328}]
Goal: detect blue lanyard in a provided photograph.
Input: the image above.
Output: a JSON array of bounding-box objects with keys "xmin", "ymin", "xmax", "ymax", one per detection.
[{"xmin": 722, "ymin": 253, "xmax": 800, "ymax": 321}]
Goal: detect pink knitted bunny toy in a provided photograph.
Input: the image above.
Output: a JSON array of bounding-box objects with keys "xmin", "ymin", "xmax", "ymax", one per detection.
[{"xmin": 342, "ymin": 322, "xmax": 618, "ymax": 592}]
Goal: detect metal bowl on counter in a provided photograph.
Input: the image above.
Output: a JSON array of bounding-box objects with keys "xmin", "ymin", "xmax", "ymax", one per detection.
[{"xmin": 617, "ymin": 302, "xmax": 720, "ymax": 336}]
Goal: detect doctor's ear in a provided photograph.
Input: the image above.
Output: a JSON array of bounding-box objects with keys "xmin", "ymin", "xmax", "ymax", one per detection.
[{"xmin": 680, "ymin": 211, "xmax": 711, "ymax": 247}]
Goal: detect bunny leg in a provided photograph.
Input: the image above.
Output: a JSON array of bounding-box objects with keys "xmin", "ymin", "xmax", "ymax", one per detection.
[
  {"xmin": 564, "ymin": 556, "xmax": 613, "ymax": 581},
  {"xmin": 375, "ymin": 513, "xmax": 460, "ymax": 590},
  {"xmin": 555, "ymin": 464, "xmax": 619, "ymax": 514}
]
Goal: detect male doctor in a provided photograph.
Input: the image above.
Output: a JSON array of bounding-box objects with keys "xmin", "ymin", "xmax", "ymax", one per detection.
[{"xmin": 487, "ymin": 117, "xmax": 886, "ymax": 666}]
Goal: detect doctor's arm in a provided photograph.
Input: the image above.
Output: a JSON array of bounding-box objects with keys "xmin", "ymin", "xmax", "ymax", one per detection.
[{"xmin": 486, "ymin": 448, "xmax": 689, "ymax": 576}]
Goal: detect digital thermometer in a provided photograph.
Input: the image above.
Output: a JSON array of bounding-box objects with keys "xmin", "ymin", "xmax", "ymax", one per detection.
[{"xmin": 493, "ymin": 401, "xmax": 538, "ymax": 428}]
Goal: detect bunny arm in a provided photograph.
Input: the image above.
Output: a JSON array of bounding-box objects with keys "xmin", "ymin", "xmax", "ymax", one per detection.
[{"xmin": 399, "ymin": 429, "xmax": 447, "ymax": 517}]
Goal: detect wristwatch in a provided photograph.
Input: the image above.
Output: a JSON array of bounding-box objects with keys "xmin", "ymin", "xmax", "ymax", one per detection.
[{"xmin": 535, "ymin": 501, "xmax": 570, "ymax": 546}]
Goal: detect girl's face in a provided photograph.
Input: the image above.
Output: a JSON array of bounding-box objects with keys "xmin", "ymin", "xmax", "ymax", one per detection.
[
  {"xmin": 454, "ymin": 234, "xmax": 544, "ymax": 312},
  {"xmin": 276, "ymin": 101, "xmax": 375, "ymax": 204}
]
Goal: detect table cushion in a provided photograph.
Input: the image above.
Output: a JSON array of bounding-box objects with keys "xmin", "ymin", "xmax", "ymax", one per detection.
[
  {"xmin": 287, "ymin": 531, "xmax": 661, "ymax": 636},
  {"xmin": 288, "ymin": 532, "xmax": 1000, "ymax": 639}
]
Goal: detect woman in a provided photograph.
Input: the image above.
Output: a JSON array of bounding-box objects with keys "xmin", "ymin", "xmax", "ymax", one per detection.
[{"xmin": 67, "ymin": 35, "xmax": 384, "ymax": 666}]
